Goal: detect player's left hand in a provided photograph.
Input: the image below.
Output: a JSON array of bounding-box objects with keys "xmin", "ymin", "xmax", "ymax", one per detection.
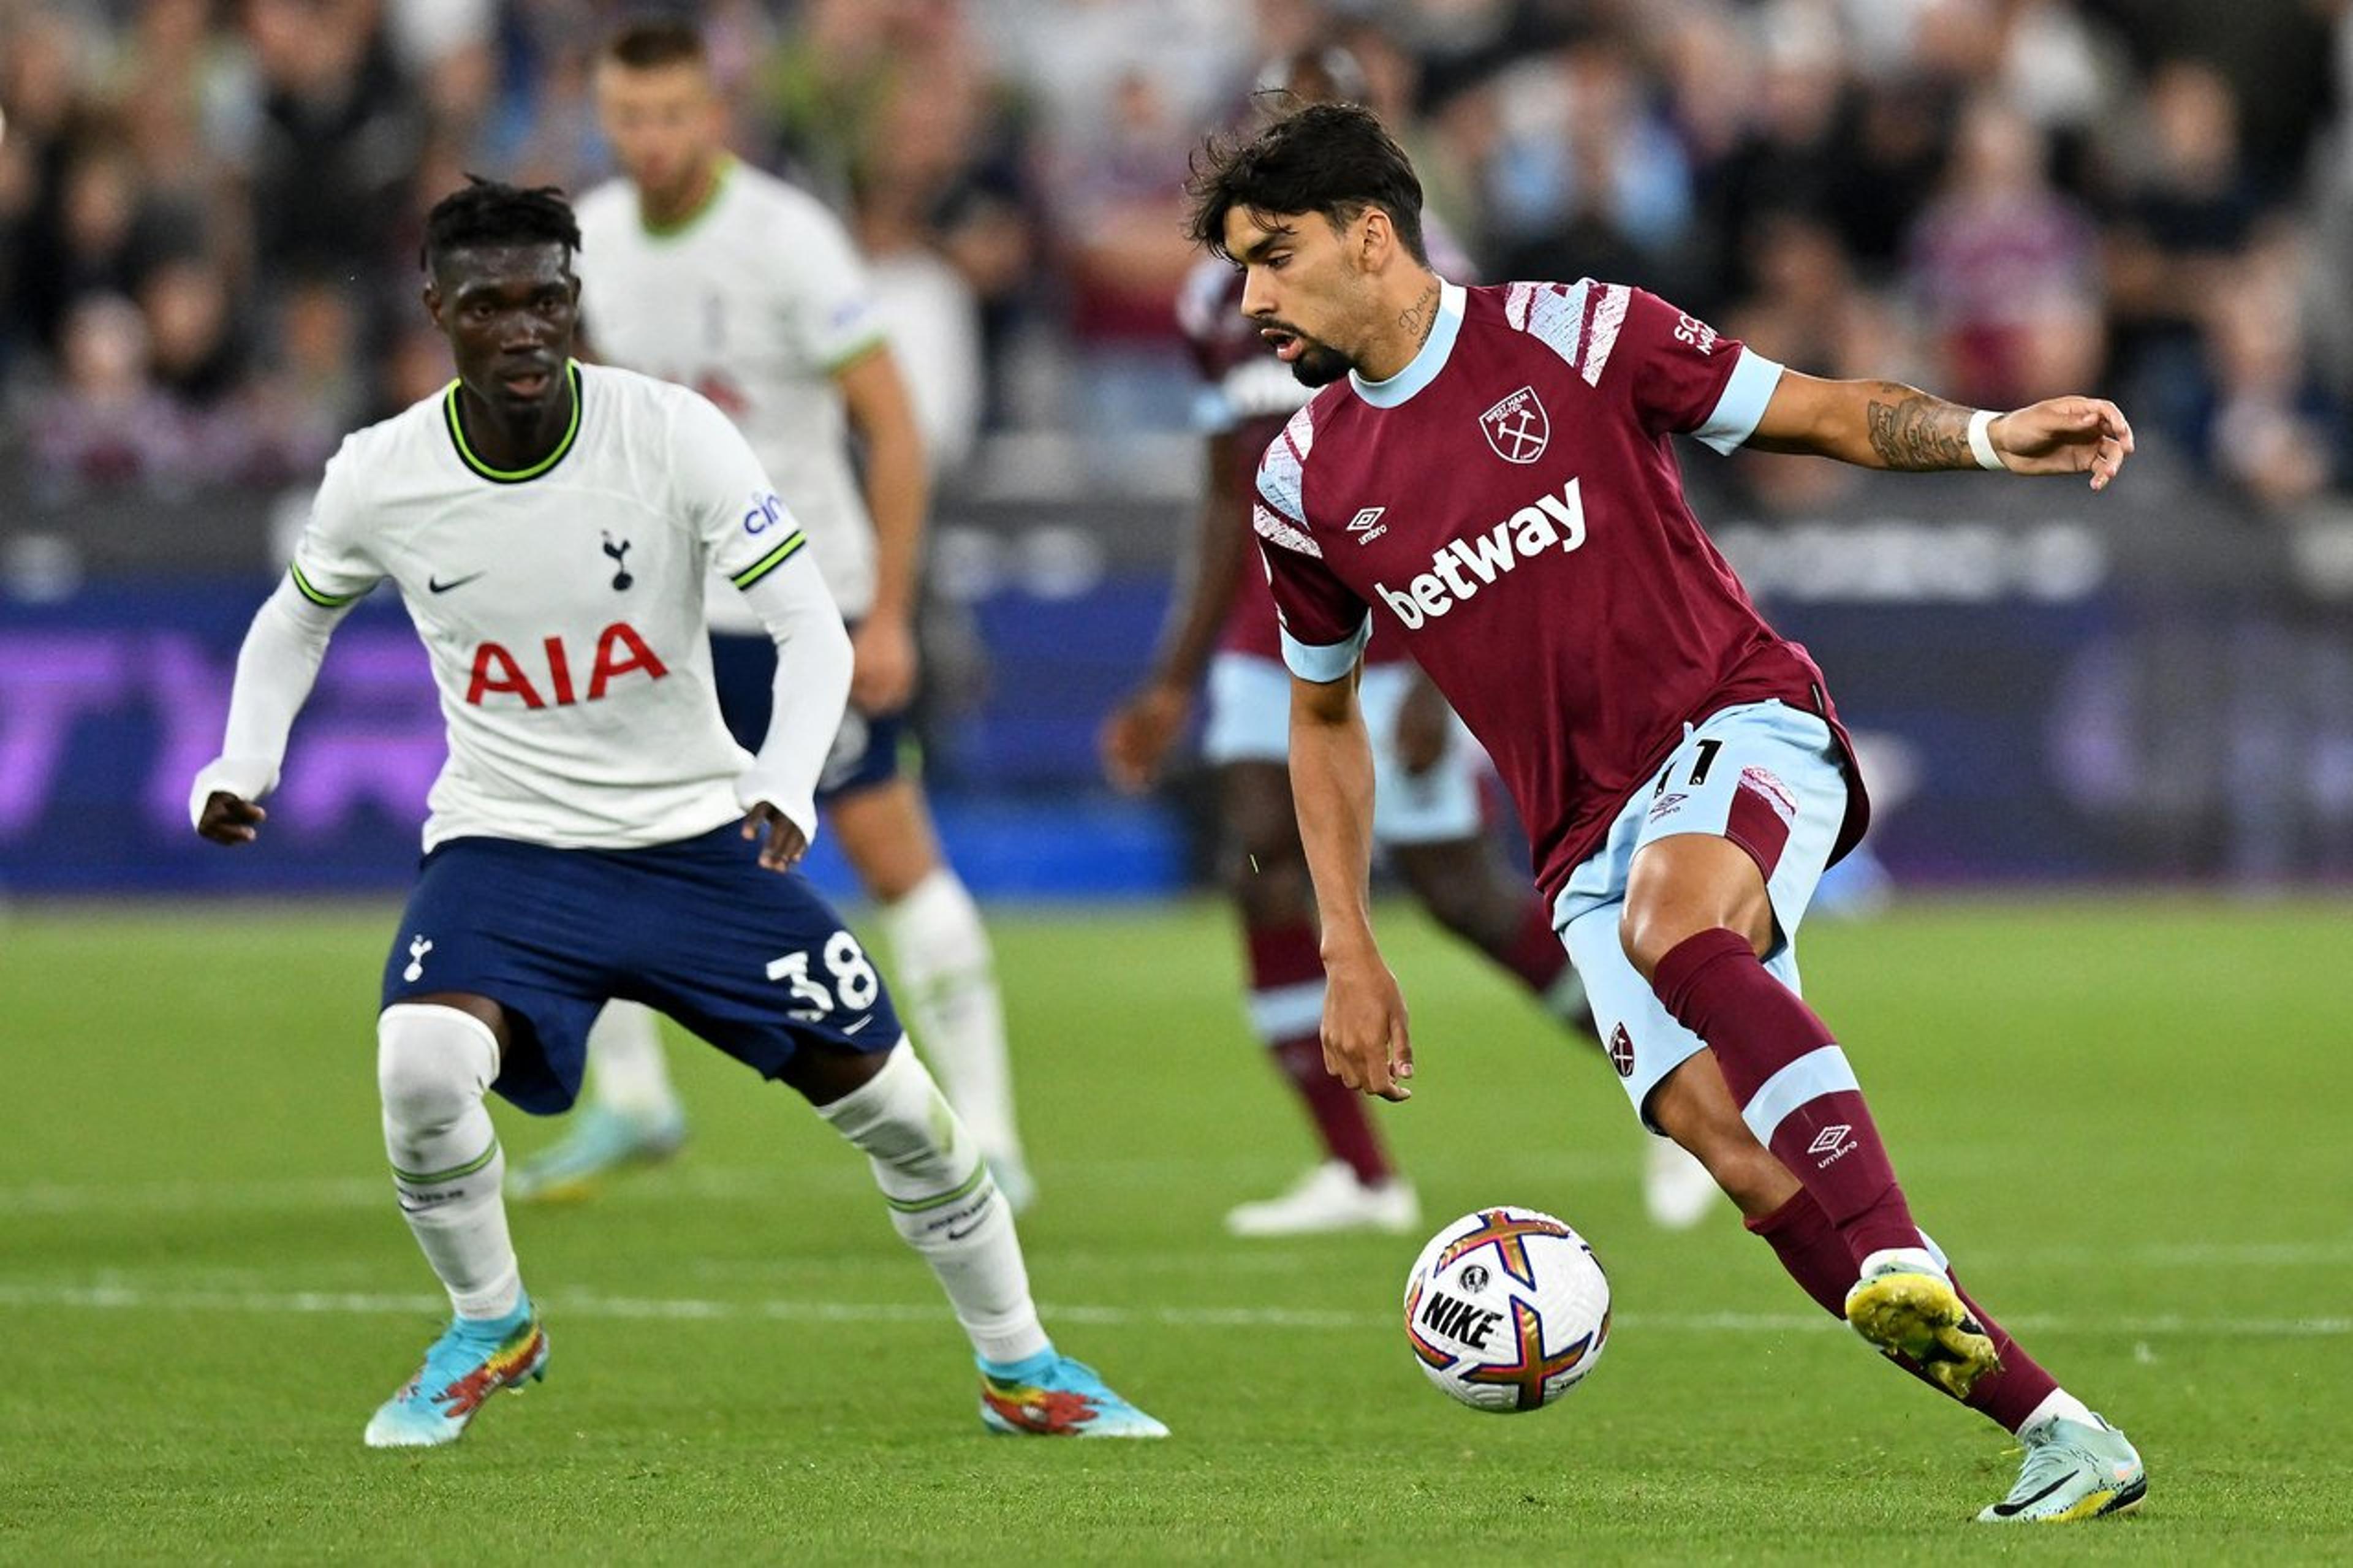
[
  {"xmin": 1322, "ymin": 946, "xmax": 1415, "ymax": 1102},
  {"xmin": 1990, "ymin": 397, "xmax": 2135, "ymax": 490},
  {"xmin": 849, "ymin": 614, "xmax": 919, "ymax": 713},
  {"xmin": 740, "ymin": 801, "xmax": 809, "ymax": 872}
]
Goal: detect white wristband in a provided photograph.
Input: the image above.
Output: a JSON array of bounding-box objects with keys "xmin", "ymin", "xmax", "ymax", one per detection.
[{"xmin": 1966, "ymin": 408, "xmax": 2009, "ymax": 472}]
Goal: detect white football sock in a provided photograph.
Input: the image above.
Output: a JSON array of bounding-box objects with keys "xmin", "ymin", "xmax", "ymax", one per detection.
[
  {"xmin": 874, "ymin": 869, "xmax": 1023, "ymax": 1164},
  {"xmin": 817, "ymin": 1043, "xmax": 1048, "ymax": 1365},
  {"xmin": 2017, "ymin": 1388, "xmax": 2096, "ymax": 1435},
  {"xmin": 378, "ymin": 1004, "xmax": 521, "ymax": 1320},
  {"xmin": 585, "ymin": 1001, "xmax": 680, "ymax": 1123}
]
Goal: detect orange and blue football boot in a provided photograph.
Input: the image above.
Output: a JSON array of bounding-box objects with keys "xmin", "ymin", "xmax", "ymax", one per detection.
[
  {"xmin": 363, "ymin": 1297, "xmax": 550, "ymax": 1448},
  {"xmin": 977, "ymin": 1349, "xmax": 1167, "ymax": 1438}
]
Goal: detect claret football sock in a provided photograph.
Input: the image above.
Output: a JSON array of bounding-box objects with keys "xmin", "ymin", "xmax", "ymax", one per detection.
[
  {"xmin": 377, "ymin": 1003, "xmax": 523, "ymax": 1319},
  {"xmin": 876, "ymin": 869, "xmax": 1026, "ymax": 1181},
  {"xmin": 1651, "ymin": 928, "xmax": 1920, "ymax": 1261},
  {"xmin": 819, "ymin": 1044, "xmax": 1049, "ymax": 1366},
  {"xmin": 1249, "ymin": 921, "xmax": 1393, "ymax": 1184}
]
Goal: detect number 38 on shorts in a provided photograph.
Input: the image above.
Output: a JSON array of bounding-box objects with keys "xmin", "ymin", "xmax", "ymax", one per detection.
[{"xmin": 767, "ymin": 930, "xmax": 883, "ymax": 1024}]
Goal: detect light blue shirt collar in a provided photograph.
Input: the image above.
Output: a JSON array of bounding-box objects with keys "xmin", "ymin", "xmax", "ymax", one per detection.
[{"xmin": 1350, "ymin": 279, "xmax": 1464, "ymax": 408}]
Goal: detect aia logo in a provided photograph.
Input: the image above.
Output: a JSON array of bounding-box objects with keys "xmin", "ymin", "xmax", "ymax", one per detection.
[
  {"xmin": 466, "ymin": 623, "xmax": 669, "ymax": 708},
  {"xmin": 1479, "ymin": 385, "xmax": 1550, "ymax": 464},
  {"xmin": 1607, "ymin": 1023, "xmax": 1635, "ymax": 1078}
]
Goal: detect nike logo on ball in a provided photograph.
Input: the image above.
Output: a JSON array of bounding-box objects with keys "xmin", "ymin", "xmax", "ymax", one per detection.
[{"xmin": 427, "ymin": 572, "xmax": 485, "ymax": 594}]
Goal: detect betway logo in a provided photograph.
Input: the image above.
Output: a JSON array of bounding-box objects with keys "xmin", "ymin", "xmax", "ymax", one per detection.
[{"xmin": 1374, "ymin": 479, "xmax": 1587, "ymax": 629}]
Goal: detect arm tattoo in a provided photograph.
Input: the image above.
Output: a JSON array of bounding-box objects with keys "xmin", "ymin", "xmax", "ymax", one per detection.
[{"xmin": 1863, "ymin": 386, "xmax": 1974, "ymax": 470}]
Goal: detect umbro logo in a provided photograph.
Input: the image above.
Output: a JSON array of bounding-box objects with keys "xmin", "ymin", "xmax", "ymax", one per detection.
[
  {"xmin": 427, "ymin": 571, "xmax": 484, "ymax": 594},
  {"xmin": 1347, "ymin": 506, "xmax": 1389, "ymax": 545},
  {"xmin": 1807, "ymin": 1124, "xmax": 1854, "ymax": 1157}
]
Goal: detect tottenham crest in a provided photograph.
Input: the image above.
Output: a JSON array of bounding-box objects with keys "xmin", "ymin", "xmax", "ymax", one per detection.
[{"xmin": 1480, "ymin": 386, "xmax": 1550, "ymax": 464}]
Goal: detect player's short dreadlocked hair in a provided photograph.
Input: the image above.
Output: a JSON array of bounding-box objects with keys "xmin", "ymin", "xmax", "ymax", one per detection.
[
  {"xmin": 421, "ymin": 177, "xmax": 582, "ymax": 275},
  {"xmin": 1185, "ymin": 102, "xmax": 1428, "ymax": 266}
]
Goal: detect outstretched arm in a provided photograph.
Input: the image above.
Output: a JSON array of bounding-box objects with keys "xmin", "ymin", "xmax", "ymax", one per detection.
[
  {"xmin": 1746, "ymin": 371, "xmax": 2134, "ymax": 491},
  {"xmin": 191, "ymin": 576, "xmax": 354, "ymax": 843},
  {"xmin": 1100, "ymin": 430, "xmax": 1251, "ymax": 792},
  {"xmin": 1290, "ymin": 667, "xmax": 1414, "ymax": 1102}
]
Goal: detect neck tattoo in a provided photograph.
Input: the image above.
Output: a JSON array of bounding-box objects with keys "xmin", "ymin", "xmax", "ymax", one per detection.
[{"xmin": 1398, "ymin": 282, "xmax": 1441, "ymax": 354}]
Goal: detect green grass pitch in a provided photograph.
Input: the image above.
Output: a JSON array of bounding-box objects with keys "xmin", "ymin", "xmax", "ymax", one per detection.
[{"xmin": 3, "ymin": 895, "xmax": 2348, "ymax": 1562}]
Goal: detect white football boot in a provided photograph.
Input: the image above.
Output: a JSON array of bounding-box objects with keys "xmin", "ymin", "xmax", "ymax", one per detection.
[{"xmin": 1224, "ymin": 1161, "xmax": 1420, "ymax": 1237}]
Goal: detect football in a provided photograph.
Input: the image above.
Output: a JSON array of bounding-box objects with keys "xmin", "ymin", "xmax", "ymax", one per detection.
[{"xmin": 1403, "ymin": 1205, "xmax": 1612, "ymax": 1412}]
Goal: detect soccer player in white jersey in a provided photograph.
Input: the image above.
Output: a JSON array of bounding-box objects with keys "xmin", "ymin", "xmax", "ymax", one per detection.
[
  {"xmin": 191, "ymin": 180, "xmax": 1161, "ymax": 1447},
  {"xmin": 506, "ymin": 19, "xmax": 1033, "ymax": 1210}
]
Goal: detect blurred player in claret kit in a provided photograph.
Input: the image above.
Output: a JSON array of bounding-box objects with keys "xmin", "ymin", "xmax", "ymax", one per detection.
[
  {"xmin": 1188, "ymin": 104, "xmax": 2145, "ymax": 1522},
  {"xmin": 1102, "ymin": 48, "xmax": 1714, "ymax": 1238},
  {"xmin": 191, "ymin": 179, "xmax": 1162, "ymax": 1447},
  {"xmin": 509, "ymin": 18, "xmax": 1034, "ymax": 1212}
]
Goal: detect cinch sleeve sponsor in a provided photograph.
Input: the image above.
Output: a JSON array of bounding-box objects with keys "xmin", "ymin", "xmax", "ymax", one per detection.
[
  {"xmin": 672, "ymin": 387, "xmax": 812, "ymax": 586},
  {"xmin": 1608, "ymin": 287, "xmax": 1755, "ymax": 441},
  {"xmin": 287, "ymin": 439, "xmax": 384, "ymax": 605}
]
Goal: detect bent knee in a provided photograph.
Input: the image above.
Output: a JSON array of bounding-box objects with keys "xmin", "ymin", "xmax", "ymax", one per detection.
[{"xmin": 377, "ymin": 1003, "xmax": 500, "ymax": 1129}]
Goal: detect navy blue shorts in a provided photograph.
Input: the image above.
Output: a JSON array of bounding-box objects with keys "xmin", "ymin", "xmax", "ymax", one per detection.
[
  {"xmin": 381, "ymin": 824, "xmax": 903, "ymax": 1115},
  {"xmin": 709, "ymin": 630, "xmax": 907, "ymax": 802}
]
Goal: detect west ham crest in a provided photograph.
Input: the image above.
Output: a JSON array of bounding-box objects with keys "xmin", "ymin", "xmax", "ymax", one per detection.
[{"xmin": 1479, "ymin": 386, "xmax": 1550, "ymax": 464}]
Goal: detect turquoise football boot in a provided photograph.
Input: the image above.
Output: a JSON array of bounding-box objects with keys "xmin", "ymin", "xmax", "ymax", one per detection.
[
  {"xmin": 508, "ymin": 1103, "xmax": 687, "ymax": 1203},
  {"xmin": 363, "ymin": 1299, "xmax": 550, "ymax": 1449},
  {"xmin": 977, "ymin": 1349, "xmax": 1168, "ymax": 1438},
  {"xmin": 1979, "ymin": 1413, "xmax": 2147, "ymax": 1522}
]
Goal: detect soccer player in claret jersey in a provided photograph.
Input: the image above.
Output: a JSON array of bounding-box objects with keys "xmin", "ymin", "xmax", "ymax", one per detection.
[
  {"xmin": 1186, "ymin": 104, "xmax": 2143, "ymax": 1523},
  {"xmin": 509, "ymin": 19, "xmax": 1034, "ymax": 1212},
  {"xmin": 1102, "ymin": 49, "xmax": 1713, "ymax": 1237},
  {"xmin": 191, "ymin": 180, "xmax": 1161, "ymax": 1447}
]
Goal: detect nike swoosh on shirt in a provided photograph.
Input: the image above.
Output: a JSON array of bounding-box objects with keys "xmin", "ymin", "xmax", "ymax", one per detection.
[{"xmin": 426, "ymin": 572, "xmax": 485, "ymax": 594}]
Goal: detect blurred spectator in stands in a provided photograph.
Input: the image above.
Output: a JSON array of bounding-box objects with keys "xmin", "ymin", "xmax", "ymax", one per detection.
[
  {"xmin": 2103, "ymin": 58, "xmax": 2270, "ymax": 461},
  {"xmin": 1724, "ymin": 206, "xmax": 1919, "ymax": 511},
  {"xmin": 28, "ymin": 292, "xmax": 190, "ymax": 499},
  {"xmin": 2201, "ymin": 239, "xmax": 2341, "ymax": 513},
  {"xmin": 140, "ymin": 254, "xmax": 246, "ymax": 411},
  {"xmin": 238, "ymin": 273, "xmax": 362, "ymax": 485},
  {"xmin": 1479, "ymin": 36, "xmax": 1699, "ymax": 296},
  {"xmin": 242, "ymin": 0, "xmax": 425, "ymax": 286},
  {"xmin": 1904, "ymin": 92, "xmax": 2102, "ymax": 411}
]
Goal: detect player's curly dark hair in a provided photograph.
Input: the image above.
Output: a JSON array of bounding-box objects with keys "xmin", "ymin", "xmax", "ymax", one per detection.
[
  {"xmin": 1184, "ymin": 102, "xmax": 1428, "ymax": 266},
  {"xmin": 420, "ymin": 176, "xmax": 583, "ymax": 275}
]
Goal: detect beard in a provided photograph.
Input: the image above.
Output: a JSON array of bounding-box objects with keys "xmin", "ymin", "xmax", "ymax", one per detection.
[{"xmin": 1288, "ymin": 339, "xmax": 1353, "ymax": 387}]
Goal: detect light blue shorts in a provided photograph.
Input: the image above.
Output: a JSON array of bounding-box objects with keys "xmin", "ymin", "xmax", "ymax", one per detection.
[
  {"xmin": 1202, "ymin": 653, "xmax": 1483, "ymax": 847},
  {"xmin": 1548, "ymin": 701, "xmax": 1854, "ymax": 1129}
]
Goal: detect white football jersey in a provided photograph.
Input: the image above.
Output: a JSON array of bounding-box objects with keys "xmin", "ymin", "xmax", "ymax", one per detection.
[
  {"xmin": 575, "ymin": 159, "xmax": 885, "ymax": 621},
  {"xmin": 289, "ymin": 362, "xmax": 818, "ymax": 851}
]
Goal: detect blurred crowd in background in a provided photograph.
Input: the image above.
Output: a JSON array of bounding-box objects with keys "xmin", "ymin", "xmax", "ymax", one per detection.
[{"xmin": 6, "ymin": 0, "xmax": 2353, "ymax": 512}]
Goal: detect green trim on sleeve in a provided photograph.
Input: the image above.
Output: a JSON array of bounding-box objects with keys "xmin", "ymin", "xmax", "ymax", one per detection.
[
  {"xmin": 289, "ymin": 560, "xmax": 362, "ymax": 608},
  {"xmin": 729, "ymin": 530, "xmax": 808, "ymax": 590},
  {"xmin": 820, "ymin": 329, "xmax": 891, "ymax": 377}
]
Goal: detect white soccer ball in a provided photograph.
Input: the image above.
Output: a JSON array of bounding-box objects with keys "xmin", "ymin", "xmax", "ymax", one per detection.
[{"xmin": 1403, "ymin": 1205, "xmax": 1612, "ymax": 1413}]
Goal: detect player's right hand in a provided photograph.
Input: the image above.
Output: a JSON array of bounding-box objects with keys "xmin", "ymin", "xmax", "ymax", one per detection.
[
  {"xmin": 1320, "ymin": 946, "xmax": 1415, "ymax": 1102},
  {"xmin": 740, "ymin": 801, "xmax": 809, "ymax": 873},
  {"xmin": 1098, "ymin": 682, "xmax": 1191, "ymax": 794},
  {"xmin": 196, "ymin": 792, "xmax": 267, "ymax": 846}
]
